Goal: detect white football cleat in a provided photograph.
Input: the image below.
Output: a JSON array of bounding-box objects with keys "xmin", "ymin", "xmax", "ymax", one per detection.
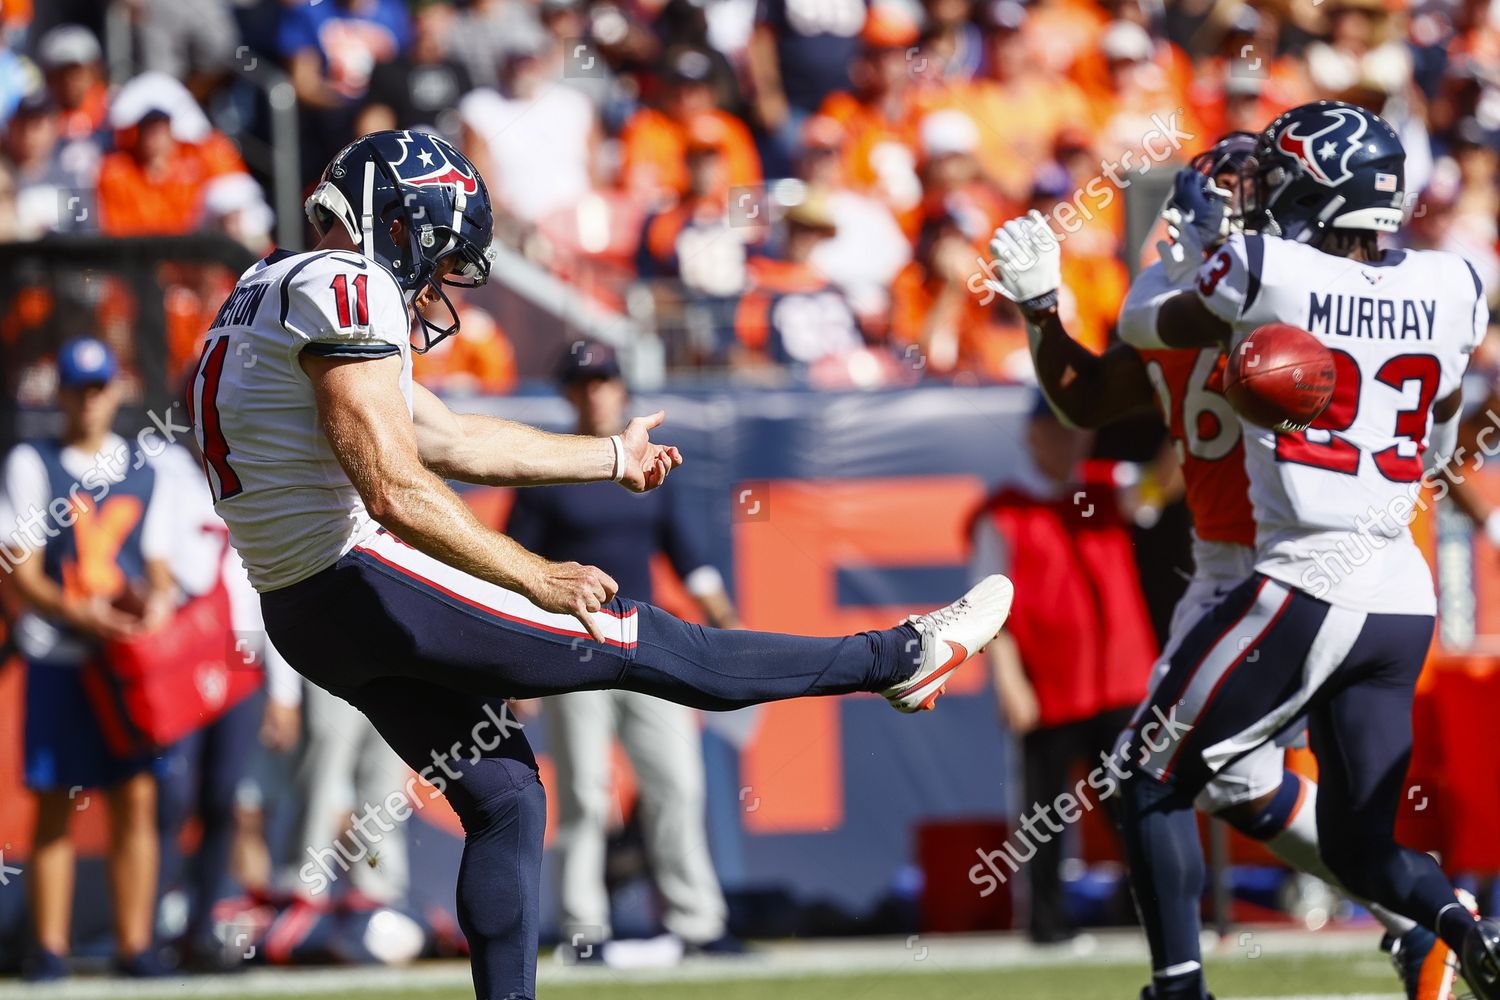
[{"xmin": 883, "ymin": 575, "xmax": 1014, "ymax": 713}]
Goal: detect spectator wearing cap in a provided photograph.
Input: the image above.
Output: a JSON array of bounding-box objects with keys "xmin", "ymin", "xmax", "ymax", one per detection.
[
  {"xmin": 507, "ymin": 343, "xmax": 739, "ymax": 962},
  {"xmin": 620, "ymin": 47, "xmax": 761, "ymax": 208},
  {"xmin": 2, "ymin": 337, "xmax": 177, "ymax": 981},
  {"xmin": 795, "ymin": 114, "xmax": 911, "ymax": 333},
  {"xmin": 817, "ymin": 9, "xmax": 928, "ymax": 230},
  {"xmin": 914, "ymin": 108, "xmax": 1013, "ymax": 245},
  {"xmin": 36, "ymin": 24, "xmax": 108, "ymax": 142},
  {"xmin": 459, "ymin": 42, "xmax": 598, "ymax": 230},
  {"xmin": 5, "ymin": 92, "xmax": 97, "ymax": 239},
  {"xmin": 928, "ymin": 0, "xmax": 1092, "ymax": 205},
  {"xmin": 1086, "ymin": 19, "xmax": 1204, "ymax": 163},
  {"xmin": 733, "ymin": 191, "xmax": 867, "ymax": 371},
  {"xmin": 358, "ymin": 0, "xmax": 473, "ymax": 137},
  {"xmin": 747, "ymin": 0, "xmax": 867, "ymax": 174},
  {"xmin": 95, "ymin": 108, "xmax": 209, "ymax": 236}
]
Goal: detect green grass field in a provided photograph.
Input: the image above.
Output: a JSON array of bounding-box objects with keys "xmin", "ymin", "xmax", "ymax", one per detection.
[
  {"xmin": 258, "ymin": 957, "xmax": 1402, "ymax": 1000},
  {"xmin": 31, "ymin": 950, "xmax": 1415, "ymax": 1000}
]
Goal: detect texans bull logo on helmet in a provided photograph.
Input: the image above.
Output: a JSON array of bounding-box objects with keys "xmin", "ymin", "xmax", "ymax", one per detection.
[
  {"xmin": 391, "ymin": 132, "xmax": 480, "ymax": 197},
  {"xmin": 1273, "ymin": 105, "xmax": 1367, "ymax": 188}
]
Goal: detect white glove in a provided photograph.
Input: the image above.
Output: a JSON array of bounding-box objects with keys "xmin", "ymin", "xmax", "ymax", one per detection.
[
  {"xmin": 984, "ymin": 210, "xmax": 1061, "ymax": 313},
  {"xmin": 1155, "ymin": 218, "xmax": 1208, "ymax": 287}
]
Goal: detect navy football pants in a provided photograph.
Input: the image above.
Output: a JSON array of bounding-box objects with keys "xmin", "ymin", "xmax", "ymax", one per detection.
[
  {"xmin": 1116, "ymin": 573, "xmax": 1461, "ymax": 990},
  {"xmin": 263, "ymin": 530, "xmax": 916, "ymax": 1000}
]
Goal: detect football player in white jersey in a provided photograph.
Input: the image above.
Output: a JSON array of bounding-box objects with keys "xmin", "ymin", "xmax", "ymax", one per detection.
[
  {"xmin": 988, "ymin": 131, "xmax": 1461, "ymax": 1000},
  {"xmin": 989, "ymin": 102, "xmax": 1499, "ymax": 1000},
  {"xmin": 186, "ymin": 130, "xmax": 1014, "ymax": 1000}
]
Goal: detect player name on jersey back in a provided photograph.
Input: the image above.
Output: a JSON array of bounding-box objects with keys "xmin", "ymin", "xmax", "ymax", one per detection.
[
  {"xmin": 1197, "ymin": 234, "xmax": 1487, "ymax": 615},
  {"xmin": 187, "ymin": 249, "xmax": 415, "ymax": 592},
  {"xmin": 1305, "ymin": 291, "xmax": 1436, "ymax": 341}
]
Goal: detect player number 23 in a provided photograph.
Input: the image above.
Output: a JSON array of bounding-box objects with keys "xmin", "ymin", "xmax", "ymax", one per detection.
[{"xmin": 1274, "ymin": 350, "xmax": 1441, "ymax": 483}]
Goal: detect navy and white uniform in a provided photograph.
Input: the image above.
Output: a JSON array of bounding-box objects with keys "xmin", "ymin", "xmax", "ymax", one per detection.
[
  {"xmin": 189, "ymin": 247, "xmax": 915, "ymax": 1000},
  {"xmin": 1119, "ymin": 232, "xmax": 1486, "ymax": 974}
]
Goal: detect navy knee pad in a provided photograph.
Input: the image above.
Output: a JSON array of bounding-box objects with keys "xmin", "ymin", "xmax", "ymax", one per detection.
[{"xmin": 1239, "ymin": 771, "xmax": 1303, "ymax": 841}]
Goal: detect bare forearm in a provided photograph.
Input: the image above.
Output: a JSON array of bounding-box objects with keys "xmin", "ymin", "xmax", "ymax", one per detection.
[
  {"xmin": 1026, "ymin": 307, "xmax": 1152, "ymax": 428},
  {"xmin": 10, "ymin": 556, "xmax": 69, "ymax": 621},
  {"xmin": 427, "ymin": 414, "xmax": 615, "ymax": 486}
]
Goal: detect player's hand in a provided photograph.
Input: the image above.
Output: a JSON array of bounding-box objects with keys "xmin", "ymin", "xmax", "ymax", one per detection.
[
  {"xmin": 137, "ymin": 589, "xmax": 177, "ymax": 635},
  {"xmin": 1157, "ymin": 167, "xmax": 1230, "ymax": 285},
  {"xmin": 617, "ymin": 411, "xmax": 683, "ymax": 494},
  {"xmin": 65, "ymin": 596, "xmax": 142, "ymax": 642},
  {"xmin": 529, "ymin": 560, "xmax": 619, "ymax": 643},
  {"xmin": 260, "ymin": 698, "xmax": 302, "ymax": 751},
  {"xmin": 984, "ymin": 211, "xmax": 1061, "ymax": 313}
]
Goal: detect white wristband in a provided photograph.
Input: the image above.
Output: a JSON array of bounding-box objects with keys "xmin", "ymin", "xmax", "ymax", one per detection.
[{"xmin": 609, "ymin": 435, "xmax": 626, "ymax": 483}]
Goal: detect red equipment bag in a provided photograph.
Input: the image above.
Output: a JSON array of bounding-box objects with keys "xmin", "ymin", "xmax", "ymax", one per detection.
[{"xmin": 83, "ymin": 571, "xmax": 262, "ymax": 757}]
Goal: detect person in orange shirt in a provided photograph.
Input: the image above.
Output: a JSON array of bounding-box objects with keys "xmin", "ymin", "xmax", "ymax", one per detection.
[
  {"xmin": 890, "ymin": 211, "xmax": 1026, "ymax": 379},
  {"xmin": 733, "ymin": 194, "xmax": 866, "ymax": 372},
  {"xmin": 619, "ymin": 48, "xmax": 761, "ymax": 210},
  {"xmin": 914, "ymin": 108, "xmax": 1014, "ymax": 246},
  {"xmin": 818, "ymin": 8, "xmax": 927, "ymax": 227},
  {"xmin": 96, "ymin": 110, "xmax": 210, "ymax": 237},
  {"xmin": 1026, "ymin": 164, "xmax": 1126, "ymax": 357},
  {"xmin": 37, "ymin": 25, "xmax": 108, "ymax": 142},
  {"xmin": 410, "ymin": 301, "xmax": 518, "ymax": 396},
  {"xmin": 930, "ymin": 0, "xmax": 1094, "ymax": 205}
]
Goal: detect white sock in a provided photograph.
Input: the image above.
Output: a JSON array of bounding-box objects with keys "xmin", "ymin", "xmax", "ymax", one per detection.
[{"xmin": 1259, "ymin": 777, "xmax": 1417, "ymax": 937}]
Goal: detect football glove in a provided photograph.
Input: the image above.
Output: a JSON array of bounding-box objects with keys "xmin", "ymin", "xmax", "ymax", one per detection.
[
  {"xmin": 1157, "ymin": 167, "xmax": 1231, "ymax": 285},
  {"xmin": 985, "ymin": 211, "xmax": 1061, "ymax": 314}
]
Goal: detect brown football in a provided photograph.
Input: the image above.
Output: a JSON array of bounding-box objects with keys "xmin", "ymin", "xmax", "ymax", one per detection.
[{"xmin": 1223, "ymin": 323, "xmax": 1336, "ymax": 432}]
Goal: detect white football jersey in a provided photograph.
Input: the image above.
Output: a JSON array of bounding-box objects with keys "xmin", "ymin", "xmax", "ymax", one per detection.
[
  {"xmin": 188, "ymin": 249, "xmax": 413, "ymax": 591},
  {"xmin": 1197, "ymin": 233, "xmax": 1487, "ymax": 613}
]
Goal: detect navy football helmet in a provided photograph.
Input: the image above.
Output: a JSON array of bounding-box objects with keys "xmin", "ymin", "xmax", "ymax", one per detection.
[
  {"xmin": 305, "ymin": 130, "xmax": 495, "ymax": 352},
  {"xmin": 1247, "ymin": 101, "xmax": 1406, "ymax": 246}
]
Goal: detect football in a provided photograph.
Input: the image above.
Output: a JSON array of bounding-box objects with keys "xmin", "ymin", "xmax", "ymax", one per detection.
[{"xmin": 1223, "ymin": 323, "xmax": 1337, "ymax": 432}]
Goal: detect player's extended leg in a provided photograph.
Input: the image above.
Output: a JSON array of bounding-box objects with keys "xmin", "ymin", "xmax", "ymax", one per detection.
[
  {"xmin": 338, "ymin": 676, "xmax": 548, "ymax": 1000},
  {"xmin": 262, "ymin": 530, "xmax": 1011, "ymax": 715},
  {"xmin": 1116, "ymin": 575, "xmax": 1355, "ymax": 1000},
  {"xmin": 1304, "ymin": 612, "xmax": 1484, "ymax": 966}
]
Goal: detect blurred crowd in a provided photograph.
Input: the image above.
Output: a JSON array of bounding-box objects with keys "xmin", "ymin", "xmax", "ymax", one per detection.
[{"xmin": 2, "ymin": 0, "xmax": 1500, "ymax": 385}]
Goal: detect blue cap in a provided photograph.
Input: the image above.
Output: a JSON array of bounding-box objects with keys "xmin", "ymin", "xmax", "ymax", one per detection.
[
  {"xmin": 556, "ymin": 341, "xmax": 623, "ymax": 386},
  {"xmin": 56, "ymin": 337, "xmax": 118, "ymax": 388}
]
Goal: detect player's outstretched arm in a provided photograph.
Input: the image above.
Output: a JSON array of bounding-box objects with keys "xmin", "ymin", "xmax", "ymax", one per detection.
[
  {"xmin": 412, "ymin": 382, "xmax": 682, "ymax": 493},
  {"xmin": 305, "ymin": 353, "xmax": 623, "ymax": 641},
  {"xmin": 986, "ymin": 212, "xmax": 1154, "ymax": 428},
  {"xmin": 1024, "ymin": 306, "xmax": 1155, "ymax": 428}
]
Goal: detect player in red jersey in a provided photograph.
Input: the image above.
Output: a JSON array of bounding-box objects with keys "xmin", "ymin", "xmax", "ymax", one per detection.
[{"xmin": 986, "ymin": 132, "xmax": 1462, "ymax": 1000}]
